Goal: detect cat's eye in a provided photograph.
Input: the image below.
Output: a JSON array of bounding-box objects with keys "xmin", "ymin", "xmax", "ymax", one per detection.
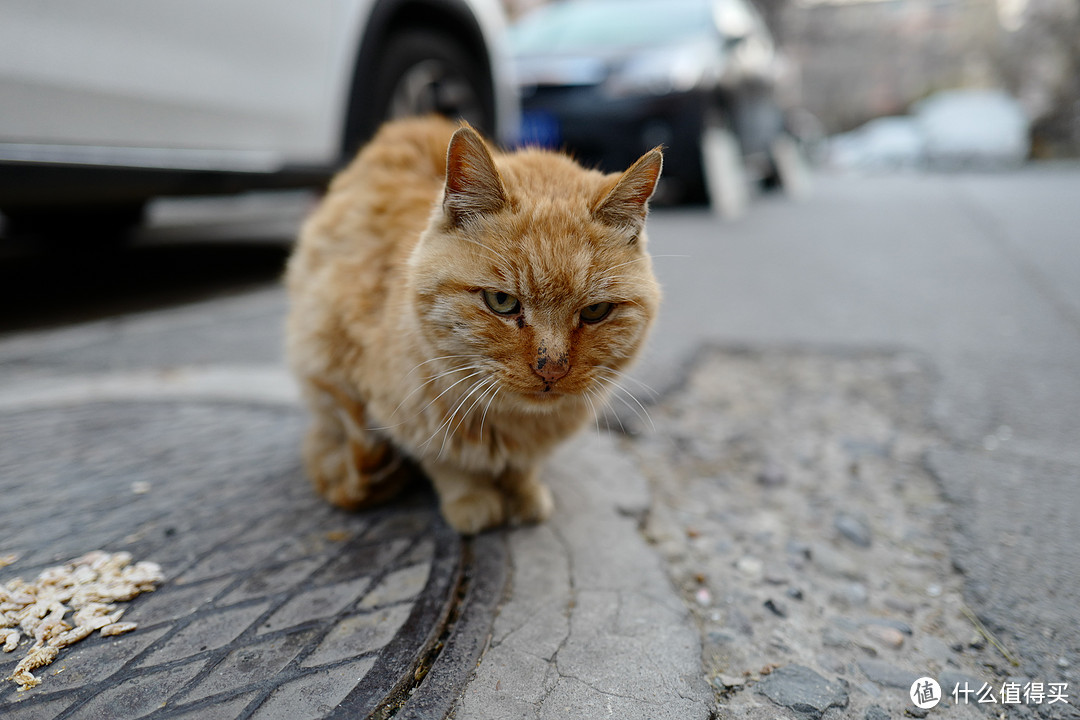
[
  {"xmin": 483, "ymin": 289, "xmax": 521, "ymax": 315},
  {"xmin": 580, "ymin": 302, "xmax": 614, "ymax": 323}
]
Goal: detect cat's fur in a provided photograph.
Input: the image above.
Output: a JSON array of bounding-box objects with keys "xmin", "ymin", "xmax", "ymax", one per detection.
[{"xmin": 285, "ymin": 116, "xmax": 662, "ymax": 534}]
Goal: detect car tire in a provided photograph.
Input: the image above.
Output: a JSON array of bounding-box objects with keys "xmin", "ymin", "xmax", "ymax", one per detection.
[
  {"xmin": 700, "ymin": 113, "xmax": 749, "ymax": 219},
  {"xmin": 368, "ymin": 29, "xmax": 492, "ymax": 138}
]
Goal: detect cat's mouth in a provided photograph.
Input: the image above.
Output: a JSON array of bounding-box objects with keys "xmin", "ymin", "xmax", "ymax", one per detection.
[
  {"xmin": 521, "ymin": 382, "xmax": 584, "ymax": 406},
  {"xmin": 505, "ymin": 382, "xmax": 569, "ymax": 404}
]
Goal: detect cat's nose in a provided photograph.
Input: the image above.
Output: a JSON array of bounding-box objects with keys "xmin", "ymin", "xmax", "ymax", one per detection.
[{"xmin": 534, "ymin": 357, "xmax": 570, "ymax": 383}]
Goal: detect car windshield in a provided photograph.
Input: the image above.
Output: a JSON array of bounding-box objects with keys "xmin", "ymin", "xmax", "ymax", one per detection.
[{"xmin": 510, "ymin": 0, "xmax": 714, "ymax": 55}]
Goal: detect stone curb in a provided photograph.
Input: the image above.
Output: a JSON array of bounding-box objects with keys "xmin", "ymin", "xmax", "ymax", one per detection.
[{"xmin": 450, "ymin": 432, "xmax": 714, "ymax": 720}]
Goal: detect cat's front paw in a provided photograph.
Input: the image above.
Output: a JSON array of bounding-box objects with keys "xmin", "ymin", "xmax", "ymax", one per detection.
[
  {"xmin": 508, "ymin": 480, "xmax": 554, "ymax": 526},
  {"xmin": 441, "ymin": 488, "xmax": 506, "ymax": 535}
]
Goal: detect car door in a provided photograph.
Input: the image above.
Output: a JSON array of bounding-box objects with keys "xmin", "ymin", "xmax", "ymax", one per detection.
[{"xmin": 0, "ymin": 0, "xmax": 362, "ymax": 171}]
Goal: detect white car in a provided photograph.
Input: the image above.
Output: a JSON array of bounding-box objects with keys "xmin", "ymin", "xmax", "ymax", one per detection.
[{"xmin": 0, "ymin": 0, "xmax": 519, "ymax": 240}]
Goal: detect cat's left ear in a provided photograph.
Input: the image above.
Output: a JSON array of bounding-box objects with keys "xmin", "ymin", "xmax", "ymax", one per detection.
[
  {"xmin": 592, "ymin": 147, "xmax": 663, "ymax": 239},
  {"xmin": 443, "ymin": 125, "xmax": 508, "ymax": 228}
]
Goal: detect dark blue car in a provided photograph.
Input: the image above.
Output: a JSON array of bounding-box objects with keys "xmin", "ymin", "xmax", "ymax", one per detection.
[{"xmin": 511, "ymin": 0, "xmax": 802, "ymax": 216}]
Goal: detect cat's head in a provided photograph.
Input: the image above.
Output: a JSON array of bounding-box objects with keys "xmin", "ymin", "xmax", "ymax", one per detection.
[{"xmin": 408, "ymin": 125, "xmax": 662, "ymax": 414}]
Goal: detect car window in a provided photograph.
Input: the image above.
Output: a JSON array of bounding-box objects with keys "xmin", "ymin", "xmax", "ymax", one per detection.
[{"xmin": 510, "ymin": 0, "xmax": 714, "ymax": 54}]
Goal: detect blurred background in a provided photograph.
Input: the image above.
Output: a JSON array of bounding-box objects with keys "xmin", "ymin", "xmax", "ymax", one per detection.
[{"xmin": 506, "ymin": 0, "xmax": 1078, "ymax": 181}]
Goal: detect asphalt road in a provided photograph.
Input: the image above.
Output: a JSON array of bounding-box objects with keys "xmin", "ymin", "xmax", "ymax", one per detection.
[{"xmin": 2, "ymin": 166, "xmax": 1078, "ymax": 707}]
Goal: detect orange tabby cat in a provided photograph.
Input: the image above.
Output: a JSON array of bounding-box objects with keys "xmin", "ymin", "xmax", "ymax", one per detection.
[{"xmin": 285, "ymin": 116, "xmax": 662, "ymax": 534}]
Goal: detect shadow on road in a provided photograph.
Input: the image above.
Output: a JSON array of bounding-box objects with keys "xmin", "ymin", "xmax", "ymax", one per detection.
[{"xmin": 0, "ymin": 239, "xmax": 291, "ymax": 334}]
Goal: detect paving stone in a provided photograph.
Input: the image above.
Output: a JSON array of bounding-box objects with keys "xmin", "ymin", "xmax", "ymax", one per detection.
[
  {"xmin": 249, "ymin": 656, "xmax": 376, "ymax": 720},
  {"xmin": 357, "ymin": 562, "xmax": 430, "ymax": 609},
  {"xmin": 16, "ymin": 628, "xmax": 168, "ymax": 696},
  {"xmin": 168, "ymin": 692, "xmax": 261, "ymax": 719},
  {"xmin": 123, "ymin": 578, "xmax": 233, "ymax": 628},
  {"xmin": 756, "ymin": 664, "xmax": 849, "ymax": 719},
  {"xmin": 861, "ymin": 618, "xmax": 913, "ymax": 635},
  {"xmin": 176, "ymin": 539, "xmax": 298, "ymax": 584},
  {"xmin": 65, "ymin": 660, "xmax": 205, "ymax": 720},
  {"xmin": 939, "ymin": 670, "xmax": 987, "ymax": 699},
  {"xmin": 310, "ymin": 538, "xmax": 412, "ymax": 585},
  {"xmin": 2, "ymin": 695, "xmax": 76, "ymax": 720},
  {"xmin": 301, "ymin": 603, "xmax": 413, "ymax": 668},
  {"xmin": 218, "ymin": 556, "xmax": 326, "ymax": 604},
  {"xmin": 135, "ymin": 601, "xmax": 272, "ymax": 668},
  {"xmin": 834, "ymin": 512, "xmax": 873, "ymax": 548},
  {"xmin": 864, "ymin": 704, "xmax": 890, "ymax": 720},
  {"xmin": 863, "ymin": 624, "xmax": 905, "ymax": 649},
  {"xmin": 917, "ymin": 635, "xmax": 954, "ymax": 666},
  {"xmin": 179, "ymin": 629, "xmax": 315, "ymax": 704},
  {"xmin": 858, "ymin": 659, "xmax": 919, "ymax": 688},
  {"xmin": 258, "ymin": 577, "xmax": 372, "ymax": 635}
]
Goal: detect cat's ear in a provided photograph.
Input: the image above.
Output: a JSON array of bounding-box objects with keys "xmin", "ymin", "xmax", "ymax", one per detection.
[
  {"xmin": 443, "ymin": 125, "xmax": 508, "ymax": 227},
  {"xmin": 592, "ymin": 147, "xmax": 663, "ymax": 237}
]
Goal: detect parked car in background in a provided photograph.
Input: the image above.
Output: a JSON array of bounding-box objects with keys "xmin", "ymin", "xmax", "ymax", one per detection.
[
  {"xmin": 0, "ymin": 0, "xmax": 519, "ymax": 241},
  {"xmin": 829, "ymin": 89, "xmax": 1030, "ymax": 172},
  {"xmin": 510, "ymin": 0, "xmax": 800, "ymax": 216}
]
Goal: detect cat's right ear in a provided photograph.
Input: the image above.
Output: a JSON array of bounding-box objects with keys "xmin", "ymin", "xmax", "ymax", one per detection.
[
  {"xmin": 443, "ymin": 126, "xmax": 508, "ymax": 228},
  {"xmin": 592, "ymin": 147, "xmax": 663, "ymax": 239}
]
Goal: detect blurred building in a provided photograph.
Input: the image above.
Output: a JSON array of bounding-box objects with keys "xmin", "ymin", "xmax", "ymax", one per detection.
[
  {"xmin": 773, "ymin": 0, "xmax": 1078, "ymax": 154},
  {"xmin": 779, "ymin": 0, "xmax": 998, "ymax": 129}
]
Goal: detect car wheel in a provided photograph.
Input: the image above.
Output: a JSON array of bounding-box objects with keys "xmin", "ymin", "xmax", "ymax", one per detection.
[
  {"xmin": 700, "ymin": 112, "xmax": 749, "ymax": 219},
  {"xmin": 3, "ymin": 202, "xmax": 145, "ymax": 245},
  {"xmin": 371, "ymin": 30, "xmax": 491, "ymax": 134}
]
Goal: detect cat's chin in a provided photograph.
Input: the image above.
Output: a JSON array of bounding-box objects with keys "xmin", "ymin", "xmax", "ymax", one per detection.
[{"xmin": 507, "ymin": 389, "xmax": 576, "ymax": 413}]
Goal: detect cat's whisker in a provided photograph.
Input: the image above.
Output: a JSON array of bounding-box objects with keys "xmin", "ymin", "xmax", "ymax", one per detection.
[
  {"xmin": 429, "ymin": 375, "xmax": 495, "ymax": 459},
  {"xmin": 404, "ymin": 354, "xmax": 485, "ymax": 379},
  {"xmin": 580, "ymin": 388, "xmax": 603, "ymax": 438},
  {"xmin": 374, "ymin": 366, "xmax": 484, "ymax": 430},
  {"xmin": 426, "ymin": 375, "xmax": 490, "ymax": 452},
  {"xmin": 417, "ymin": 368, "xmax": 487, "ymax": 420},
  {"xmin": 602, "ymin": 257, "xmax": 652, "ymax": 273},
  {"xmin": 455, "ymin": 377, "xmax": 499, "ymax": 444},
  {"xmin": 590, "ymin": 387, "xmax": 627, "ymax": 435},
  {"xmin": 594, "ymin": 254, "xmax": 688, "ymax": 292},
  {"xmin": 595, "ymin": 274, "xmax": 650, "ymax": 287},
  {"xmin": 592, "ymin": 375, "xmax": 656, "ymax": 432},
  {"xmin": 594, "ymin": 366, "xmax": 659, "ymax": 400},
  {"xmin": 382, "ymin": 360, "xmax": 479, "ymax": 423},
  {"xmin": 478, "ymin": 383, "xmax": 501, "ymax": 445}
]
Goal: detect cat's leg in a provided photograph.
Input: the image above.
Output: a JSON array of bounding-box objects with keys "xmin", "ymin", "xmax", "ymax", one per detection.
[
  {"xmin": 421, "ymin": 459, "xmax": 506, "ymax": 535},
  {"xmin": 498, "ymin": 465, "xmax": 554, "ymax": 526},
  {"xmin": 301, "ymin": 377, "xmax": 407, "ymax": 509}
]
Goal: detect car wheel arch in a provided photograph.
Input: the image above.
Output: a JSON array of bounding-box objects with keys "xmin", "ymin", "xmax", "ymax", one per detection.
[{"xmin": 341, "ymin": 0, "xmax": 496, "ymax": 159}]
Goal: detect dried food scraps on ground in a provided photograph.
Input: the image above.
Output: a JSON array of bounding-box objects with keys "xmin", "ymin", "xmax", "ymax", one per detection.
[{"xmin": 1, "ymin": 550, "xmax": 163, "ymax": 691}]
